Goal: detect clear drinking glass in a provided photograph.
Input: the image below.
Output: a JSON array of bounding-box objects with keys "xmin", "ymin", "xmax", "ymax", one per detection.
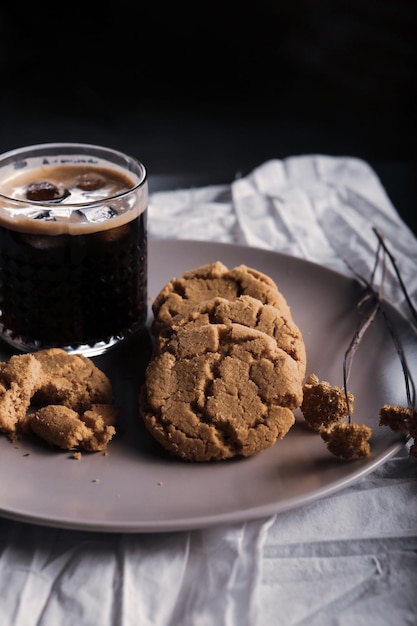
[{"xmin": 0, "ymin": 142, "xmax": 148, "ymax": 356}]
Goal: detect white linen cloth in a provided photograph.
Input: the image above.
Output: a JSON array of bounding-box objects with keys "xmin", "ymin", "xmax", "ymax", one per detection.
[{"xmin": 1, "ymin": 155, "xmax": 416, "ymax": 626}]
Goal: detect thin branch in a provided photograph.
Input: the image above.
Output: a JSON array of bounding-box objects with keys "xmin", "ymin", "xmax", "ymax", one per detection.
[
  {"xmin": 343, "ymin": 288, "xmax": 380, "ymax": 421},
  {"xmin": 373, "ymin": 227, "xmax": 417, "ymax": 324},
  {"xmin": 342, "ymin": 229, "xmax": 417, "ymax": 419},
  {"xmin": 343, "ymin": 283, "xmax": 415, "ymax": 415},
  {"xmin": 379, "ymin": 300, "xmax": 416, "ymax": 408}
]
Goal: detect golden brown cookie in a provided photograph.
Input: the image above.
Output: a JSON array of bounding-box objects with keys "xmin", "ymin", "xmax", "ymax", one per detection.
[
  {"xmin": 80, "ymin": 403, "xmax": 119, "ymax": 451},
  {"xmin": 32, "ymin": 348, "xmax": 112, "ymax": 413},
  {"xmin": 0, "ymin": 348, "xmax": 118, "ymax": 451},
  {"xmin": 140, "ymin": 322, "xmax": 302, "ymax": 462},
  {"xmin": 29, "ymin": 403, "xmax": 118, "ymax": 451},
  {"xmin": 30, "ymin": 405, "xmax": 93, "ymax": 449},
  {"xmin": 0, "ymin": 354, "xmax": 43, "ymax": 439},
  {"xmin": 156, "ymin": 295, "xmax": 306, "ymax": 377},
  {"xmin": 151, "ymin": 261, "xmax": 291, "ymax": 335}
]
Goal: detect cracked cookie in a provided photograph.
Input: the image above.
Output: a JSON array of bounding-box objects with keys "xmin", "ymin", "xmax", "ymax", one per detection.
[
  {"xmin": 0, "ymin": 354, "xmax": 43, "ymax": 439},
  {"xmin": 0, "ymin": 348, "xmax": 118, "ymax": 452},
  {"xmin": 156, "ymin": 295, "xmax": 307, "ymax": 377},
  {"xmin": 140, "ymin": 322, "xmax": 303, "ymax": 462},
  {"xmin": 151, "ymin": 261, "xmax": 292, "ymax": 335},
  {"xmin": 32, "ymin": 348, "xmax": 113, "ymax": 413},
  {"xmin": 30, "ymin": 403, "xmax": 118, "ymax": 451}
]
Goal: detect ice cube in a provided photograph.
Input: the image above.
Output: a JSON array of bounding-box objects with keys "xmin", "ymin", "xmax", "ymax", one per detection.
[
  {"xmin": 76, "ymin": 206, "xmax": 117, "ymax": 223},
  {"xmin": 27, "ymin": 209, "xmax": 56, "ymax": 221}
]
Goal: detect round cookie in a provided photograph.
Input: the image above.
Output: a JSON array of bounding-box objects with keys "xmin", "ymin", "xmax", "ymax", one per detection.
[
  {"xmin": 140, "ymin": 322, "xmax": 303, "ymax": 462},
  {"xmin": 32, "ymin": 348, "xmax": 113, "ymax": 413},
  {"xmin": 151, "ymin": 261, "xmax": 292, "ymax": 335},
  {"xmin": 156, "ymin": 295, "xmax": 307, "ymax": 377}
]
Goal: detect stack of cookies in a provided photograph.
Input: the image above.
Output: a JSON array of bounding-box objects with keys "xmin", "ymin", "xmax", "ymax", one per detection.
[{"xmin": 140, "ymin": 261, "xmax": 307, "ymax": 462}]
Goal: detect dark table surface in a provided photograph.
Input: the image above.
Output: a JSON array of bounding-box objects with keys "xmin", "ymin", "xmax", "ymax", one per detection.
[{"xmin": 0, "ymin": 1, "xmax": 415, "ymax": 235}]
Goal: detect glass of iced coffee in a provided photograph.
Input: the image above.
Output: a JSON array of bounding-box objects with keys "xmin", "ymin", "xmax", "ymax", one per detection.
[{"xmin": 0, "ymin": 143, "xmax": 148, "ymax": 356}]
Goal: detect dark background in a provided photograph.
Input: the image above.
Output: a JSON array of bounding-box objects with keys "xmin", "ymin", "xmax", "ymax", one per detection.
[{"xmin": 0, "ymin": 1, "xmax": 415, "ymax": 232}]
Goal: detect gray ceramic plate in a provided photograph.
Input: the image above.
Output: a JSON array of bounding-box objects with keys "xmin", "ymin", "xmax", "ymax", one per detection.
[{"xmin": 0, "ymin": 239, "xmax": 413, "ymax": 533}]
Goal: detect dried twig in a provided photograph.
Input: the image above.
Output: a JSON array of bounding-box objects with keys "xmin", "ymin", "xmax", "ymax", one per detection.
[
  {"xmin": 342, "ymin": 290, "xmax": 380, "ymax": 421},
  {"xmin": 372, "ymin": 227, "xmax": 417, "ymax": 325},
  {"xmin": 343, "ymin": 228, "xmax": 416, "ymax": 430}
]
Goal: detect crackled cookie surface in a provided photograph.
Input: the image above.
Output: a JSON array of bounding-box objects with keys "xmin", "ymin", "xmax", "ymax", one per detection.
[
  {"xmin": 141, "ymin": 323, "xmax": 303, "ymax": 462},
  {"xmin": 32, "ymin": 348, "xmax": 112, "ymax": 413},
  {"xmin": 0, "ymin": 354, "xmax": 43, "ymax": 438},
  {"xmin": 30, "ymin": 403, "xmax": 118, "ymax": 451},
  {"xmin": 156, "ymin": 295, "xmax": 307, "ymax": 376},
  {"xmin": 151, "ymin": 261, "xmax": 291, "ymax": 334},
  {"xmin": 0, "ymin": 348, "xmax": 118, "ymax": 451}
]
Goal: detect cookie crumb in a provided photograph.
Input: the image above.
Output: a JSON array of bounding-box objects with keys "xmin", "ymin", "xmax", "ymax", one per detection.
[
  {"xmin": 92, "ymin": 478, "xmax": 100, "ymax": 483},
  {"xmin": 23, "ymin": 452, "xmax": 30, "ymax": 457},
  {"xmin": 72, "ymin": 451, "xmax": 82, "ymax": 460},
  {"xmin": 157, "ymin": 481, "xmax": 164, "ymax": 486},
  {"xmin": 321, "ymin": 422, "xmax": 372, "ymax": 459},
  {"xmin": 301, "ymin": 373, "xmax": 354, "ymax": 431}
]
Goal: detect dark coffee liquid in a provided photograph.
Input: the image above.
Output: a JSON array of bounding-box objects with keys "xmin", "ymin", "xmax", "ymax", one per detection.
[{"xmin": 0, "ymin": 212, "xmax": 147, "ymax": 350}]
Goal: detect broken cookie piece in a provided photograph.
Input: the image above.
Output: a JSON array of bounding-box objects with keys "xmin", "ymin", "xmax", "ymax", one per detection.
[
  {"xmin": 29, "ymin": 403, "xmax": 118, "ymax": 451},
  {"xmin": 301, "ymin": 373, "xmax": 354, "ymax": 431},
  {"xmin": 321, "ymin": 422, "xmax": 372, "ymax": 460},
  {"xmin": 30, "ymin": 405, "xmax": 92, "ymax": 449},
  {"xmin": 0, "ymin": 354, "xmax": 43, "ymax": 440},
  {"xmin": 0, "ymin": 348, "xmax": 118, "ymax": 453},
  {"xmin": 80, "ymin": 404, "xmax": 119, "ymax": 451},
  {"xmin": 32, "ymin": 348, "xmax": 113, "ymax": 412}
]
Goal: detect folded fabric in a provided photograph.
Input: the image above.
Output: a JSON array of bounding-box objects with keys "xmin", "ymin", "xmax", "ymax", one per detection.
[
  {"xmin": 149, "ymin": 155, "xmax": 417, "ymax": 318},
  {"xmin": 1, "ymin": 155, "xmax": 416, "ymax": 626}
]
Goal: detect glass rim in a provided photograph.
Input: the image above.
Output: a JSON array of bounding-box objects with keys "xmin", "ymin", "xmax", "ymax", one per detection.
[{"xmin": 0, "ymin": 142, "xmax": 147, "ymax": 208}]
